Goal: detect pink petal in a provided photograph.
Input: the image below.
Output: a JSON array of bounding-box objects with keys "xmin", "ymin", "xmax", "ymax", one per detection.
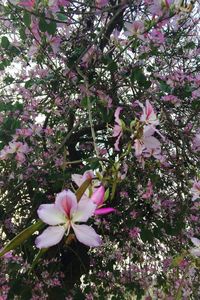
[
  {"xmin": 72, "ymin": 224, "xmax": 102, "ymax": 247},
  {"xmin": 143, "ymin": 136, "xmax": 160, "ymax": 149},
  {"xmin": 71, "ymin": 174, "xmax": 83, "ymax": 187},
  {"xmin": 114, "ymin": 107, "xmax": 123, "ymax": 125},
  {"xmin": 55, "ymin": 190, "xmax": 77, "ymax": 216},
  {"xmin": 72, "ymin": 199, "xmax": 96, "ymax": 222},
  {"xmin": 91, "ymin": 186, "xmax": 105, "ymax": 206},
  {"xmin": 94, "ymin": 207, "xmax": 116, "ymax": 215},
  {"xmin": 143, "ymin": 125, "xmax": 155, "ymax": 137},
  {"xmin": 114, "ymin": 132, "xmax": 122, "ymax": 151},
  {"xmin": 35, "ymin": 225, "xmax": 66, "ymax": 249},
  {"xmin": 134, "ymin": 139, "xmax": 144, "ymax": 157},
  {"xmin": 37, "ymin": 204, "xmax": 66, "ymax": 225}
]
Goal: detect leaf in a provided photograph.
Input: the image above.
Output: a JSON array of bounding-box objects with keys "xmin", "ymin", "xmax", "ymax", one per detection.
[
  {"xmin": 23, "ymin": 11, "xmax": 31, "ymax": 27},
  {"xmin": 159, "ymin": 81, "xmax": 171, "ymax": 93},
  {"xmin": 140, "ymin": 228, "xmax": 154, "ymax": 242},
  {"xmin": 47, "ymin": 21, "xmax": 57, "ymax": 35},
  {"xmin": 171, "ymin": 254, "xmax": 184, "ymax": 267},
  {"xmin": 29, "ymin": 248, "xmax": 48, "ymax": 273},
  {"xmin": 0, "ymin": 221, "xmax": 44, "ymax": 258},
  {"xmin": 104, "ymin": 188, "xmax": 110, "ymax": 201},
  {"xmin": 39, "ymin": 17, "xmax": 48, "ymax": 32},
  {"xmin": 76, "ymin": 179, "xmax": 92, "ymax": 201},
  {"xmin": 1, "ymin": 36, "xmax": 10, "ymax": 49},
  {"xmin": 80, "ymin": 96, "xmax": 88, "ymax": 108},
  {"xmin": 56, "ymin": 13, "xmax": 67, "ymax": 21},
  {"xmin": 131, "ymin": 67, "xmax": 151, "ymax": 89}
]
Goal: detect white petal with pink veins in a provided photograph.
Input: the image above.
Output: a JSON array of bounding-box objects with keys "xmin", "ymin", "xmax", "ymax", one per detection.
[
  {"xmin": 35, "ymin": 225, "xmax": 66, "ymax": 248},
  {"xmin": 72, "ymin": 199, "xmax": 96, "ymax": 223},
  {"xmin": 37, "ymin": 204, "xmax": 66, "ymax": 225},
  {"xmin": 55, "ymin": 190, "xmax": 77, "ymax": 216},
  {"xmin": 72, "ymin": 224, "xmax": 102, "ymax": 247}
]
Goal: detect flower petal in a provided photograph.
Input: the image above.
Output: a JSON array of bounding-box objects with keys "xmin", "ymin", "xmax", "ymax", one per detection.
[
  {"xmin": 72, "ymin": 198, "xmax": 96, "ymax": 222},
  {"xmin": 55, "ymin": 190, "xmax": 77, "ymax": 216},
  {"xmin": 190, "ymin": 247, "xmax": 200, "ymax": 257},
  {"xmin": 91, "ymin": 186, "xmax": 105, "ymax": 206},
  {"xmin": 144, "ymin": 136, "xmax": 160, "ymax": 149},
  {"xmin": 94, "ymin": 207, "xmax": 116, "ymax": 215},
  {"xmin": 37, "ymin": 204, "xmax": 66, "ymax": 225},
  {"xmin": 71, "ymin": 174, "xmax": 84, "ymax": 187},
  {"xmin": 35, "ymin": 225, "xmax": 66, "ymax": 249},
  {"xmin": 191, "ymin": 237, "xmax": 200, "ymax": 247},
  {"xmin": 72, "ymin": 224, "xmax": 102, "ymax": 247}
]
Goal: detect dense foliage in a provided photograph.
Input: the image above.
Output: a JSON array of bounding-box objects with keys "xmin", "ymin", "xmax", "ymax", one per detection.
[{"xmin": 0, "ymin": 0, "xmax": 200, "ymax": 299}]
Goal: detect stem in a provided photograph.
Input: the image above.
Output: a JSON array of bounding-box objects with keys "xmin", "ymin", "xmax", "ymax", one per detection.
[{"xmin": 87, "ymin": 97, "xmax": 103, "ymax": 169}]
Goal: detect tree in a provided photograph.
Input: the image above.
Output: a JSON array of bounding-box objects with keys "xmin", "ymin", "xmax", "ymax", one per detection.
[{"xmin": 0, "ymin": 0, "xmax": 200, "ymax": 299}]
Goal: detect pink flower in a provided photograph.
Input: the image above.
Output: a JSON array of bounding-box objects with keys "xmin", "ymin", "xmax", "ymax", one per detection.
[
  {"xmin": 35, "ymin": 190, "xmax": 102, "ymax": 248},
  {"xmin": 142, "ymin": 180, "xmax": 153, "ymax": 199},
  {"xmin": 191, "ymin": 181, "xmax": 200, "ymax": 201},
  {"xmin": 190, "ymin": 237, "xmax": 200, "ymax": 257},
  {"xmin": 91, "ymin": 186, "xmax": 116, "ymax": 215},
  {"xmin": 124, "ymin": 21, "xmax": 144, "ymax": 37},
  {"xmin": 129, "ymin": 227, "xmax": 141, "ymax": 238},
  {"xmin": 140, "ymin": 100, "xmax": 159, "ymax": 127},
  {"xmin": 72, "ymin": 170, "xmax": 99, "ymax": 198},
  {"xmin": 191, "ymin": 133, "xmax": 200, "ymax": 152},
  {"xmin": 18, "ymin": 0, "xmax": 35, "ymax": 8},
  {"xmin": 96, "ymin": 0, "xmax": 108, "ymax": 8},
  {"xmin": 113, "ymin": 107, "xmax": 123, "ymax": 151},
  {"xmin": 134, "ymin": 126, "xmax": 161, "ymax": 157}
]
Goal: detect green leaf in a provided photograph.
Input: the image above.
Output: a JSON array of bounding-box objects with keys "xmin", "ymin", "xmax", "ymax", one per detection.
[
  {"xmin": 1, "ymin": 36, "xmax": 10, "ymax": 49},
  {"xmin": 3, "ymin": 76, "xmax": 14, "ymax": 84},
  {"xmin": 76, "ymin": 179, "xmax": 92, "ymax": 202},
  {"xmin": 131, "ymin": 67, "xmax": 151, "ymax": 89},
  {"xmin": 39, "ymin": 17, "xmax": 48, "ymax": 32},
  {"xmin": 23, "ymin": 11, "xmax": 31, "ymax": 27},
  {"xmin": 47, "ymin": 21, "xmax": 57, "ymax": 35},
  {"xmin": 104, "ymin": 188, "xmax": 110, "ymax": 201},
  {"xmin": 29, "ymin": 248, "xmax": 48, "ymax": 273},
  {"xmin": 80, "ymin": 96, "xmax": 88, "ymax": 108},
  {"xmin": 159, "ymin": 81, "xmax": 171, "ymax": 93},
  {"xmin": 19, "ymin": 27, "xmax": 26, "ymax": 40},
  {"xmin": 108, "ymin": 60, "xmax": 118, "ymax": 72},
  {"xmin": 0, "ymin": 221, "xmax": 44, "ymax": 258},
  {"xmin": 140, "ymin": 228, "xmax": 154, "ymax": 242},
  {"xmin": 184, "ymin": 41, "xmax": 196, "ymax": 49},
  {"xmin": 56, "ymin": 13, "xmax": 67, "ymax": 21}
]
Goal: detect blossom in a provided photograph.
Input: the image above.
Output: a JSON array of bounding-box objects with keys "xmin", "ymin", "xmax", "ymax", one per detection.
[
  {"xmin": 18, "ymin": 0, "xmax": 35, "ymax": 8},
  {"xmin": 91, "ymin": 186, "xmax": 116, "ymax": 215},
  {"xmin": 35, "ymin": 190, "xmax": 102, "ymax": 248},
  {"xmin": 72, "ymin": 170, "xmax": 99, "ymax": 198},
  {"xmin": 140, "ymin": 100, "xmax": 159, "ymax": 127},
  {"xmin": 191, "ymin": 181, "xmax": 200, "ymax": 201},
  {"xmin": 124, "ymin": 21, "xmax": 144, "ymax": 37},
  {"xmin": 113, "ymin": 107, "xmax": 123, "ymax": 151},
  {"xmin": 142, "ymin": 180, "xmax": 153, "ymax": 199},
  {"xmin": 190, "ymin": 237, "xmax": 200, "ymax": 257},
  {"xmin": 134, "ymin": 126, "xmax": 161, "ymax": 157},
  {"xmin": 0, "ymin": 141, "xmax": 29, "ymax": 162},
  {"xmin": 191, "ymin": 133, "xmax": 200, "ymax": 152}
]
